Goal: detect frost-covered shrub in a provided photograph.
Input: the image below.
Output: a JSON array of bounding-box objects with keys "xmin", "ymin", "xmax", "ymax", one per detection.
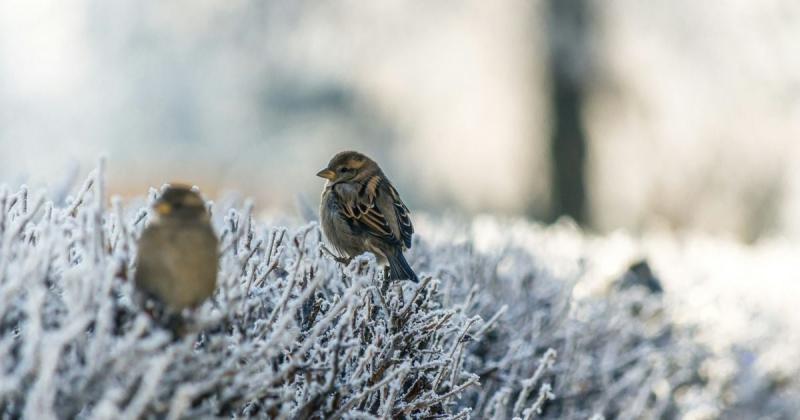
[
  {"xmin": 0, "ymin": 171, "xmax": 489, "ymax": 419},
  {"xmin": 408, "ymin": 231, "xmax": 709, "ymax": 419},
  {"xmin": 0, "ymin": 169, "xmax": 725, "ymax": 419}
]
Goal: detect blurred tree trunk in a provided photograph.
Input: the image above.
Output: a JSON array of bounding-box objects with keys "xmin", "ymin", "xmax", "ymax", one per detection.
[{"xmin": 546, "ymin": 0, "xmax": 590, "ymax": 225}]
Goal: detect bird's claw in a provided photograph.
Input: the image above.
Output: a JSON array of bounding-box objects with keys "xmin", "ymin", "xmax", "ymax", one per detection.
[{"xmin": 321, "ymin": 244, "xmax": 351, "ymax": 265}]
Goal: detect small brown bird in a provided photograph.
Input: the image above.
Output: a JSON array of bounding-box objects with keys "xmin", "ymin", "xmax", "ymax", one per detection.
[
  {"xmin": 317, "ymin": 151, "xmax": 418, "ymax": 282},
  {"xmin": 134, "ymin": 185, "xmax": 219, "ymax": 331}
]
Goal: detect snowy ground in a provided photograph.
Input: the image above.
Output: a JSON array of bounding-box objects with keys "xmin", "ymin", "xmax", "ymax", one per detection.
[{"xmin": 0, "ymin": 170, "xmax": 797, "ymax": 419}]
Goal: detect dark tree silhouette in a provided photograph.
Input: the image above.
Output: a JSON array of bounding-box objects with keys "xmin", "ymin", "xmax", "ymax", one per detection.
[{"xmin": 546, "ymin": 0, "xmax": 591, "ymax": 225}]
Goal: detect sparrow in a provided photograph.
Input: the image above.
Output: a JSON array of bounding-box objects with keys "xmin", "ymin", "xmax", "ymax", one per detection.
[
  {"xmin": 134, "ymin": 185, "xmax": 219, "ymax": 333},
  {"xmin": 317, "ymin": 151, "xmax": 418, "ymax": 282}
]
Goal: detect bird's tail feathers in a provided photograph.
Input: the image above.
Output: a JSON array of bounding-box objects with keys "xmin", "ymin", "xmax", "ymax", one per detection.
[{"xmin": 387, "ymin": 251, "xmax": 418, "ymax": 283}]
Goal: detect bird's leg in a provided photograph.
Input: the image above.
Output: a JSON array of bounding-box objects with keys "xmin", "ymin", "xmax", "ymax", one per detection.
[
  {"xmin": 165, "ymin": 312, "xmax": 188, "ymax": 341},
  {"xmin": 393, "ymin": 282, "xmax": 404, "ymax": 307},
  {"xmin": 320, "ymin": 244, "xmax": 351, "ymax": 265},
  {"xmin": 332, "ymin": 254, "xmax": 352, "ymax": 265},
  {"xmin": 380, "ymin": 266, "xmax": 392, "ymax": 295},
  {"xmin": 318, "ymin": 244, "xmax": 350, "ymax": 286}
]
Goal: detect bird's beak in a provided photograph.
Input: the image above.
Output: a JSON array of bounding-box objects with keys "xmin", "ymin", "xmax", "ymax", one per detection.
[
  {"xmin": 155, "ymin": 202, "xmax": 172, "ymax": 216},
  {"xmin": 316, "ymin": 168, "xmax": 336, "ymax": 180}
]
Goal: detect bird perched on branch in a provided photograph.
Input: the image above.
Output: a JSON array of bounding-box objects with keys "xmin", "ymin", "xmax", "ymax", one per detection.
[
  {"xmin": 134, "ymin": 185, "xmax": 219, "ymax": 335},
  {"xmin": 317, "ymin": 151, "xmax": 418, "ymax": 282}
]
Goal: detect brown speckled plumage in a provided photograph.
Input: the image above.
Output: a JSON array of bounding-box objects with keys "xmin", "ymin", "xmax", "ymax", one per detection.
[
  {"xmin": 317, "ymin": 151, "xmax": 417, "ymax": 282},
  {"xmin": 134, "ymin": 186, "xmax": 219, "ymax": 327}
]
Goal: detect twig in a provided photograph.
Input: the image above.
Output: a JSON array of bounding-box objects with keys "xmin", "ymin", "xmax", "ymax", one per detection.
[{"xmin": 513, "ymin": 348, "xmax": 557, "ymax": 417}]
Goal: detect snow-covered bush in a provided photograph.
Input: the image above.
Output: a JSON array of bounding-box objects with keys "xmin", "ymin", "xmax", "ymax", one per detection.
[
  {"xmin": 0, "ymin": 168, "xmax": 748, "ymax": 419},
  {"xmin": 0, "ymin": 169, "xmax": 487, "ymax": 419},
  {"xmin": 409, "ymin": 226, "xmax": 709, "ymax": 419}
]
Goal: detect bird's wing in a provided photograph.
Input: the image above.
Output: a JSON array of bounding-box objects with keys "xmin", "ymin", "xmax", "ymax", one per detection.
[
  {"xmin": 134, "ymin": 226, "xmax": 172, "ymax": 298},
  {"xmin": 339, "ymin": 175, "xmax": 412, "ymax": 248},
  {"xmin": 387, "ymin": 183, "xmax": 414, "ymax": 249},
  {"xmin": 135, "ymin": 224, "xmax": 218, "ymax": 308}
]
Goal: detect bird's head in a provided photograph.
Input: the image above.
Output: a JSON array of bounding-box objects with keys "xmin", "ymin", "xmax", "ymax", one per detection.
[
  {"xmin": 316, "ymin": 151, "xmax": 378, "ymax": 183},
  {"xmin": 153, "ymin": 185, "xmax": 209, "ymax": 222}
]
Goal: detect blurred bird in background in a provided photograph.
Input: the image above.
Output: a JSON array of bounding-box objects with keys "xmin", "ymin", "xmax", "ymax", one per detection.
[
  {"xmin": 317, "ymin": 151, "xmax": 418, "ymax": 282},
  {"xmin": 134, "ymin": 185, "xmax": 219, "ymax": 336}
]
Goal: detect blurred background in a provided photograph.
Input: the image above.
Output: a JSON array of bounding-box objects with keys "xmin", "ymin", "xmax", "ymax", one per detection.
[{"xmin": 1, "ymin": 0, "xmax": 799, "ymax": 241}]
